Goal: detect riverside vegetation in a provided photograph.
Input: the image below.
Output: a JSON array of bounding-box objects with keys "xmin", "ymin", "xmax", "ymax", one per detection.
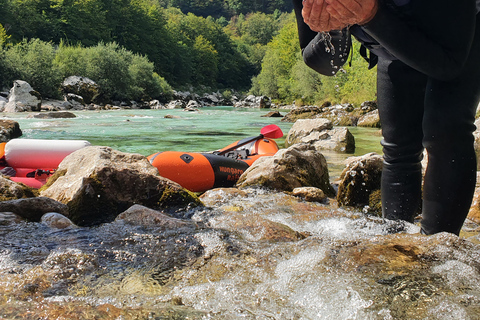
[{"xmin": 0, "ymin": 0, "xmax": 376, "ymax": 107}]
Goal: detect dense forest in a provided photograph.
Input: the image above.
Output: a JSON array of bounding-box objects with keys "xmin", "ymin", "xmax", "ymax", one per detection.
[{"xmin": 0, "ymin": 0, "xmax": 376, "ymax": 105}]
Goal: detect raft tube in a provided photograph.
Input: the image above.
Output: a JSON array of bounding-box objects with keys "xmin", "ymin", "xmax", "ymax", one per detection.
[
  {"xmin": 148, "ymin": 137, "xmax": 280, "ymax": 192},
  {"xmin": 148, "ymin": 151, "xmax": 250, "ymax": 192},
  {"xmin": 0, "ymin": 139, "xmax": 91, "ymax": 188}
]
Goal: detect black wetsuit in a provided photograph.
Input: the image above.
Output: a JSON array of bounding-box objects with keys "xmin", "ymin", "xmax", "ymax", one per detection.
[{"xmin": 294, "ymin": 0, "xmax": 480, "ymax": 235}]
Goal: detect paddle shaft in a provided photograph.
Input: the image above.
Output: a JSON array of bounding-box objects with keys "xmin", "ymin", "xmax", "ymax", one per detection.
[{"xmin": 217, "ymin": 134, "xmax": 263, "ymax": 156}]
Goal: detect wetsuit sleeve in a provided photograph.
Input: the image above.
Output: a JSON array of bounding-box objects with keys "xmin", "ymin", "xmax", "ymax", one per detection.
[
  {"xmin": 293, "ymin": 0, "xmax": 351, "ymax": 76},
  {"xmin": 362, "ymin": 0, "xmax": 477, "ymax": 81}
]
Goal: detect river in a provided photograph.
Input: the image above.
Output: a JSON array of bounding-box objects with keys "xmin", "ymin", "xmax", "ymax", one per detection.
[{"xmin": 1, "ymin": 107, "xmax": 479, "ymax": 319}]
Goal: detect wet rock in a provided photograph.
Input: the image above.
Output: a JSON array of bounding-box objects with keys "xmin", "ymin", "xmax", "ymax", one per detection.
[
  {"xmin": 200, "ymin": 188, "xmax": 249, "ymax": 207},
  {"xmin": 0, "ymin": 120, "xmax": 22, "ymax": 142},
  {"xmin": 0, "ymin": 212, "xmax": 23, "ymax": 225},
  {"xmin": 61, "ymin": 76, "xmax": 99, "ymax": 104},
  {"xmin": 329, "ymin": 233, "xmax": 428, "ymax": 275},
  {"xmin": 3, "ymin": 80, "xmax": 42, "ymax": 112},
  {"xmin": 292, "ymin": 187, "xmax": 326, "ymax": 202},
  {"xmin": 30, "ymin": 111, "xmax": 77, "ymax": 119},
  {"xmin": 285, "ymin": 118, "xmax": 355, "ymax": 153},
  {"xmin": 116, "ymin": 204, "xmax": 195, "ymax": 229},
  {"xmin": 41, "ymin": 212, "xmax": 75, "ymax": 229},
  {"xmin": 261, "ymin": 111, "xmax": 283, "ymax": 117},
  {"xmin": 211, "ymin": 211, "xmax": 307, "ymax": 242},
  {"xmin": 336, "ymin": 152, "xmax": 383, "ymax": 211},
  {"xmin": 40, "ymin": 146, "xmax": 202, "ymax": 226},
  {"xmin": 357, "ymin": 109, "xmax": 381, "ymax": 128},
  {"xmin": 0, "ymin": 197, "xmax": 68, "ymax": 222},
  {"xmin": 0, "ymin": 175, "xmax": 38, "ymax": 201},
  {"xmin": 236, "ymin": 143, "xmax": 335, "ymax": 196}
]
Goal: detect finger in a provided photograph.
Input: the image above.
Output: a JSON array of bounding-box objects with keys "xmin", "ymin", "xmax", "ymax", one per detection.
[
  {"xmin": 325, "ymin": 1, "xmax": 357, "ymax": 25},
  {"xmin": 326, "ymin": 0, "xmax": 359, "ymax": 19},
  {"xmin": 305, "ymin": 0, "xmax": 326, "ymax": 24}
]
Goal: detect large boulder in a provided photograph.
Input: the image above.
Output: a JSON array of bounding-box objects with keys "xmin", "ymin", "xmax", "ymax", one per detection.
[
  {"xmin": 285, "ymin": 118, "xmax": 332, "ymax": 146},
  {"xmin": 40, "ymin": 146, "xmax": 202, "ymax": 226},
  {"xmin": 3, "ymin": 80, "xmax": 42, "ymax": 112},
  {"xmin": 285, "ymin": 118, "xmax": 355, "ymax": 153},
  {"xmin": 61, "ymin": 76, "xmax": 99, "ymax": 104},
  {"xmin": 236, "ymin": 143, "xmax": 335, "ymax": 197},
  {"xmin": 233, "ymin": 95, "xmax": 271, "ymax": 108},
  {"xmin": 0, "ymin": 120, "xmax": 22, "ymax": 142},
  {"xmin": 357, "ymin": 109, "xmax": 381, "ymax": 128},
  {"xmin": 336, "ymin": 153, "xmax": 383, "ymax": 212}
]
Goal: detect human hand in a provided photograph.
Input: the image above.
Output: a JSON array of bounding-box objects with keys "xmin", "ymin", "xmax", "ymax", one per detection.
[
  {"xmin": 302, "ymin": 0, "xmax": 344, "ymax": 32},
  {"xmin": 325, "ymin": 0, "xmax": 378, "ymax": 26},
  {"xmin": 302, "ymin": 0, "xmax": 378, "ymax": 32}
]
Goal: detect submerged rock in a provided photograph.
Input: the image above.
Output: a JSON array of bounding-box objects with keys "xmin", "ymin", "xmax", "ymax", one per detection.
[
  {"xmin": 236, "ymin": 143, "xmax": 335, "ymax": 197},
  {"xmin": 41, "ymin": 212, "xmax": 75, "ymax": 229},
  {"xmin": 200, "ymin": 188, "xmax": 249, "ymax": 207},
  {"xmin": 0, "ymin": 212, "xmax": 23, "ymax": 225},
  {"xmin": 40, "ymin": 146, "xmax": 202, "ymax": 226},
  {"xmin": 31, "ymin": 111, "xmax": 77, "ymax": 119},
  {"xmin": 116, "ymin": 204, "xmax": 196, "ymax": 229}
]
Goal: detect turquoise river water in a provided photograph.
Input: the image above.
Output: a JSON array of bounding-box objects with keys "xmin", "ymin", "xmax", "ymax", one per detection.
[{"xmin": 1, "ymin": 106, "xmax": 383, "ymax": 179}]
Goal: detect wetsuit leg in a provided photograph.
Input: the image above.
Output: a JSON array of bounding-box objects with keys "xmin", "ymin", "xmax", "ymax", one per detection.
[
  {"xmin": 376, "ymin": 58, "xmax": 427, "ymax": 223},
  {"xmin": 421, "ymin": 15, "xmax": 480, "ymax": 235}
]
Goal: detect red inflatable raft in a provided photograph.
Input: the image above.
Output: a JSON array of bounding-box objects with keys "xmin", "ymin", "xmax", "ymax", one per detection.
[
  {"xmin": 148, "ymin": 124, "xmax": 283, "ymax": 192},
  {"xmin": 0, "ymin": 139, "xmax": 91, "ymax": 188}
]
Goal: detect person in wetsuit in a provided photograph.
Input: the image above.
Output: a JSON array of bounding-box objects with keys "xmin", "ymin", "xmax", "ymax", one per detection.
[{"xmin": 293, "ymin": 0, "xmax": 480, "ymax": 235}]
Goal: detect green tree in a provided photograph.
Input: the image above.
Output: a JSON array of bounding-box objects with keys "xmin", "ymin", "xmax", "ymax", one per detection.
[
  {"xmin": 192, "ymin": 35, "xmax": 218, "ymax": 86},
  {"xmin": 3, "ymin": 38, "xmax": 61, "ymax": 97},
  {"xmin": 0, "ymin": 23, "xmax": 10, "ymax": 47},
  {"xmin": 49, "ymin": 0, "xmax": 109, "ymax": 46},
  {"xmin": 254, "ymin": 15, "xmax": 299, "ymax": 100},
  {"xmin": 54, "ymin": 41, "xmax": 172, "ymax": 101},
  {"xmin": 165, "ymin": 9, "xmax": 252, "ymax": 89},
  {"xmin": 239, "ymin": 12, "xmax": 277, "ymax": 45}
]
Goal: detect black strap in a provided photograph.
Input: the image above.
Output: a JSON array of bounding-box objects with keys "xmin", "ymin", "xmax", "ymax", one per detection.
[{"xmin": 360, "ymin": 45, "xmax": 378, "ymax": 69}]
